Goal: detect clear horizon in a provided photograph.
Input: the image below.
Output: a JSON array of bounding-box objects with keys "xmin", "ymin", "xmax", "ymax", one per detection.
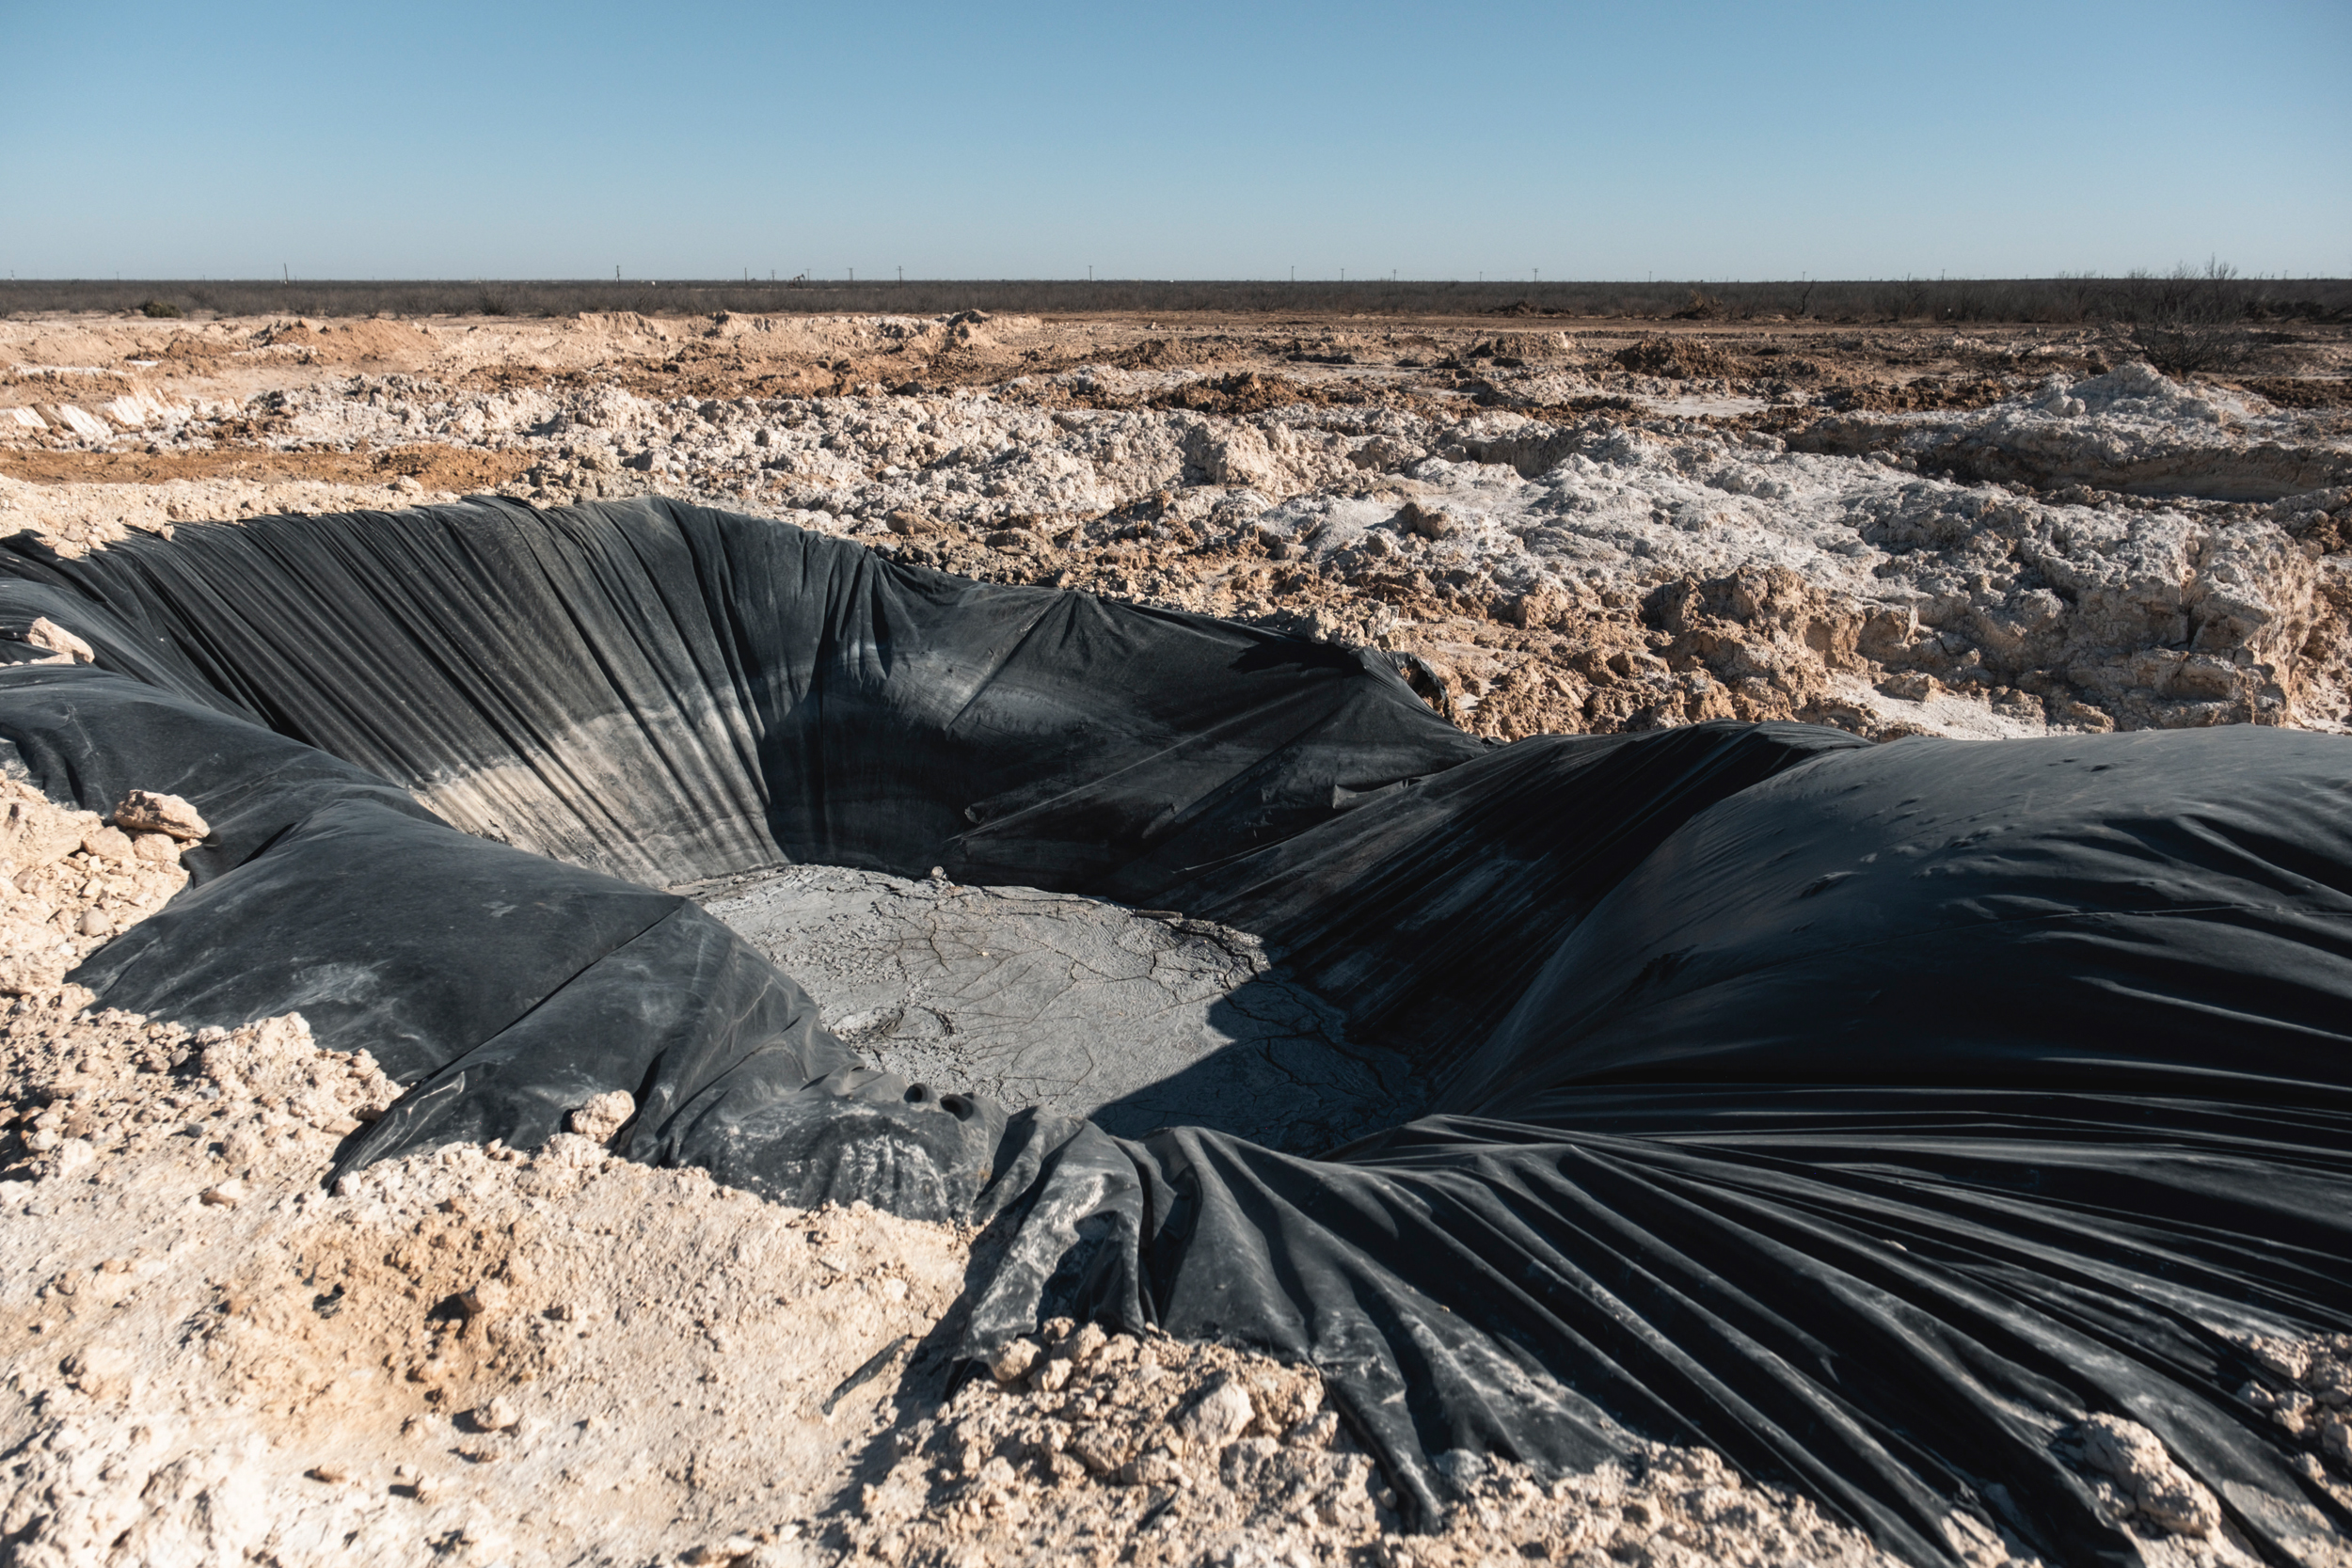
[
  {"xmin": 8, "ymin": 273, "xmax": 2349, "ymax": 286},
  {"xmin": 5, "ymin": 0, "xmax": 2345, "ymax": 283}
]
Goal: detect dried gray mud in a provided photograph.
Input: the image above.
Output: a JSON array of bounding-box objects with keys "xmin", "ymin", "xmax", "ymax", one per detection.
[{"xmin": 689, "ymin": 865, "xmax": 1407, "ymax": 1153}]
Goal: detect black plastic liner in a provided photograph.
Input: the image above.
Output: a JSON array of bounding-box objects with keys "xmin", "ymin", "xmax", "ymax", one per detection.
[{"xmin": 4, "ymin": 496, "xmax": 2348, "ymax": 1564}]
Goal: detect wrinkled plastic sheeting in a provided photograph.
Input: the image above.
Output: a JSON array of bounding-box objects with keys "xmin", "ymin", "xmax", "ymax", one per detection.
[
  {"xmin": 990, "ymin": 1090, "xmax": 2352, "ymax": 1562},
  {"xmin": 977, "ymin": 725, "xmax": 2352, "ymax": 1562},
  {"xmin": 0, "ymin": 497, "xmax": 1483, "ymax": 895},
  {"xmin": 4, "ymin": 499, "xmax": 2351, "ymax": 1565},
  {"xmin": 1166, "ymin": 721, "xmax": 1874, "ymax": 1083}
]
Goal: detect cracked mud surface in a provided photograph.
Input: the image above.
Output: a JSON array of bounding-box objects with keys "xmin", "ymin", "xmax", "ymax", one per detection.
[{"xmin": 690, "ymin": 866, "xmax": 1413, "ymax": 1153}]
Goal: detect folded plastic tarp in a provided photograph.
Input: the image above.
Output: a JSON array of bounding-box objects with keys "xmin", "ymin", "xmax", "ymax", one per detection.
[
  {"xmin": 3, "ymin": 496, "xmax": 2346, "ymax": 1566},
  {"xmin": 990, "ymin": 723, "xmax": 2352, "ymax": 1562}
]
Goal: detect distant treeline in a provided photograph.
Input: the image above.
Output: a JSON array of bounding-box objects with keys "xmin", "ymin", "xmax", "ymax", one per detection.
[{"xmin": 6, "ymin": 271, "xmax": 2347, "ymax": 325}]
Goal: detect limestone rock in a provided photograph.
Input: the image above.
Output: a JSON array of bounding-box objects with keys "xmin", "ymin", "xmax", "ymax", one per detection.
[
  {"xmin": 2077, "ymin": 1414, "xmax": 2221, "ymax": 1537},
  {"xmin": 112, "ymin": 789, "xmax": 210, "ymax": 842},
  {"xmin": 1175, "ymin": 1375, "xmax": 1254, "ymax": 1449},
  {"xmin": 22, "ymin": 615, "xmax": 95, "ymax": 663},
  {"xmin": 1397, "ymin": 499, "xmax": 1456, "ymax": 541},
  {"xmin": 566, "ymin": 1089, "xmax": 636, "ymax": 1143}
]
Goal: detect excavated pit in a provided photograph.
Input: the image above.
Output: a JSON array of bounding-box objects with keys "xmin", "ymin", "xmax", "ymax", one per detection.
[{"xmin": 7, "ymin": 493, "xmax": 2352, "ymax": 1567}]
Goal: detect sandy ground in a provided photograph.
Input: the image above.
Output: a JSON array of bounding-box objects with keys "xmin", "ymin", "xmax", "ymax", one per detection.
[{"xmin": 5, "ymin": 309, "xmax": 2351, "ymax": 1564}]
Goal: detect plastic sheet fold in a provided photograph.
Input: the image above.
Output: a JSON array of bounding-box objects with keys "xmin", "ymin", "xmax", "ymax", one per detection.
[{"xmin": 5, "ymin": 496, "xmax": 2348, "ymax": 1564}]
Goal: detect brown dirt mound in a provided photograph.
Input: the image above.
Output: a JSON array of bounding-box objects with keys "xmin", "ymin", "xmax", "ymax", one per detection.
[
  {"xmin": 2240, "ymin": 377, "xmax": 2352, "ymax": 410},
  {"xmin": 0, "ymin": 445, "xmax": 533, "ymax": 493},
  {"xmin": 1149, "ymin": 372, "xmax": 1362, "ymax": 415},
  {"xmin": 249, "ymin": 320, "xmax": 435, "ymax": 359},
  {"xmin": 1113, "ymin": 336, "xmax": 1256, "ymax": 371},
  {"xmin": 1612, "ymin": 337, "xmax": 1735, "ymax": 378},
  {"xmin": 1814, "ymin": 375, "xmax": 2017, "ymax": 414},
  {"xmin": 152, "ymin": 332, "xmax": 239, "ymax": 364}
]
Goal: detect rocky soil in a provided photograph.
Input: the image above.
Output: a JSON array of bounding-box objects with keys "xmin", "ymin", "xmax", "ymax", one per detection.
[
  {"xmin": 845, "ymin": 1320, "xmax": 1922, "ymax": 1568},
  {"xmin": 4, "ymin": 309, "xmax": 2350, "ymax": 1564},
  {"xmin": 4, "ymin": 309, "xmax": 2347, "ymax": 745},
  {"xmin": 0, "ymin": 766, "xmax": 977, "ymax": 1566}
]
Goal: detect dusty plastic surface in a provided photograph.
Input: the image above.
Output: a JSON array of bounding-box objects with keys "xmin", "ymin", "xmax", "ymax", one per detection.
[{"xmin": 3, "ymin": 496, "xmax": 2348, "ymax": 1565}]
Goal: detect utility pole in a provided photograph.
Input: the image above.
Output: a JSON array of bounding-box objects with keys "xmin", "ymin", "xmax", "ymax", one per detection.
[{"xmin": 849, "ymin": 267, "xmax": 854, "ymax": 282}]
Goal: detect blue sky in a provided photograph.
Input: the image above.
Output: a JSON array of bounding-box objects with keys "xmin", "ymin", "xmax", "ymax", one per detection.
[{"xmin": 4, "ymin": 0, "xmax": 2344, "ymax": 281}]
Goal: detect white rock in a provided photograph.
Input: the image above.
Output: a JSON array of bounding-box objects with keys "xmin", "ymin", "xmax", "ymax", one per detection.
[
  {"xmin": 990, "ymin": 1338, "xmax": 1040, "ymax": 1384},
  {"xmin": 113, "ymin": 789, "xmax": 210, "ymax": 841},
  {"xmin": 459, "ymin": 1278, "xmax": 514, "ymax": 1320},
  {"xmin": 1176, "ymin": 1375, "xmax": 1255, "ymax": 1449},
  {"xmin": 22, "ymin": 616, "xmax": 95, "ymax": 663},
  {"xmin": 53, "ymin": 404, "xmax": 112, "ymax": 440},
  {"xmin": 2078, "ymin": 1414, "xmax": 2219, "ymax": 1537},
  {"xmin": 61, "ymin": 1342, "xmax": 135, "ymax": 1399},
  {"xmin": 567, "ymin": 1089, "xmax": 636, "ymax": 1143},
  {"xmin": 132, "ymin": 831, "xmax": 181, "ymax": 863}
]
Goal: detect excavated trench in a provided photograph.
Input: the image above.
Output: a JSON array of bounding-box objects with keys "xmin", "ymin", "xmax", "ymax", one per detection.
[{"xmin": 7, "ymin": 494, "xmax": 2352, "ymax": 1565}]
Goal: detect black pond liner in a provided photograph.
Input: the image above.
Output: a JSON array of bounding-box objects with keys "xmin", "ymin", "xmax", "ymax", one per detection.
[{"xmin": 3, "ymin": 495, "xmax": 2349, "ymax": 1563}]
